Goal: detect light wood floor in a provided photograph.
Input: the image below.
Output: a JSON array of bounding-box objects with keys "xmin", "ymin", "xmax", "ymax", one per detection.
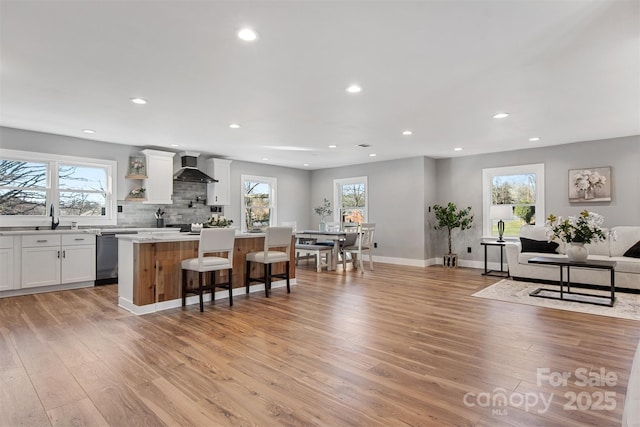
[{"xmin": 1, "ymin": 264, "xmax": 638, "ymax": 426}]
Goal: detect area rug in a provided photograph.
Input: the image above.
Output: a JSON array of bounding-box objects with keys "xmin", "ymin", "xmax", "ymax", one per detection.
[{"xmin": 472, "ymin": 279, "xmax": 640, "ymax": 321}]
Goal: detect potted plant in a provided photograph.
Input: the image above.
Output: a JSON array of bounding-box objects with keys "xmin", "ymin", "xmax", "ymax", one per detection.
[
  {"xmin": 432, "ymin": 202, "xmax": 474, "ymax": 268},
  {"xmin": 545, "ymin": 210, "xmax": 606, "ymax": 262},
  {"xmin": 314, "ymin": 198, "xmax": 333, "ymax": 231}
]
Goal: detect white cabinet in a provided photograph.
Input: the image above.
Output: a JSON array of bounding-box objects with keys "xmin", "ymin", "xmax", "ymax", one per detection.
[
  {"xmin": 61, "ymin": 234, "xmax": 96, "ymax": 283},
  {"xmin": 21, "ymin": 234, "xmax": 95, "ymax": 289},
  {"xmin": 0, "ymin": 236, "xmax": 16, "ymax": 291},
  {"xmin": 21, "ymin": 235, "xmax": 62, "ymax": 288},
  {"xmin": 141, "ymin": 149, "xmax": 175, "ymax": 204},
  {"xmin": 206, "ymin": 158, "xmax": 232, "ymax": 205}
]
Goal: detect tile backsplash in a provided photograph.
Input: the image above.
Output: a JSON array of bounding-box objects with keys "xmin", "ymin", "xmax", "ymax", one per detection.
[{"xmin": 117, "ymin": 181, "xmax": 223, "ymax": 227}]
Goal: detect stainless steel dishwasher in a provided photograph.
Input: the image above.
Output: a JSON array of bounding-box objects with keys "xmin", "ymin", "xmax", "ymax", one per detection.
[{"xmin": 95, "ymin": 230, "xmax": 137, "ymax": 285}]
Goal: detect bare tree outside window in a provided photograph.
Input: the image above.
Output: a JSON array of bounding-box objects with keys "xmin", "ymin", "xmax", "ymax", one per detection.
[
  {"xmin": 341, "ymin": 183, "xmax": 366, "ymax": 223},
  {"xmin": 243, "ymin": 181, "xmax": 271, "ymax": 231},
  {"xmin": 0, "ymin": 160, "xmax": 48, "ymax": 215},
  {"xmin": 58, "ymin": 164, "xmax": 107, "ymax": 216}
]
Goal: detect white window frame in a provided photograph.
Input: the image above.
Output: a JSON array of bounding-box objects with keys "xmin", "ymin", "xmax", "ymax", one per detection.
[
  {"xmin": 0, "ymin": 149, "xmax": 117, "ymax": 227},
  {"xmin": 482, "ymin": 163, "xmax": 545, "ymax": 239},
  {"xmin": 333, "ymin": 176, "xmax": 368, "ymax": 223},
  {"xmin": 240, "ymin": 174, "xmax": 277, "ymax": 233}
]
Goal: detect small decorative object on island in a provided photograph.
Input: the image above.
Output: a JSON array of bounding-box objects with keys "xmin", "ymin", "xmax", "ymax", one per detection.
[
  {"xmin": 314, "ymin": 198, "xmax": 333, "ymax": 231},
  {"xmin": 432, "ymin": 202, "xmax": 474, "ymax": 269},
  {"xmin": 205, "ymin": 214, "xmax": 233, "ymax": 228},
  {"xmin": 546, "ymin": 210, "xmax": 606, "ymax": 262},
  {"xmin": 126, "ymin": 187, "xmax": 146, "ymax": 200}
]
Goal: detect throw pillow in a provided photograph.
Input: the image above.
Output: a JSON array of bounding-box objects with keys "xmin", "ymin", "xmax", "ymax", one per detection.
[
  {"xmin": 623, "ymin": 240, "xmax": 640, "ymax": 258},
  {"xmin": 520, "ymin": 237, "xmax": 559, "ymax": 254}
]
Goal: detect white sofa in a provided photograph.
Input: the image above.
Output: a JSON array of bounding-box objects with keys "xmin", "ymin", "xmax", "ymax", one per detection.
[{"xmin": 505, "ymin": 225, "xmax": 640, "ymax": 291}]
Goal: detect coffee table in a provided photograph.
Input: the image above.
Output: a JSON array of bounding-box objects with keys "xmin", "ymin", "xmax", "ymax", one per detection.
[{"xmin": 527, "ymin": 256, "xmax": 617, "ymax": 307}]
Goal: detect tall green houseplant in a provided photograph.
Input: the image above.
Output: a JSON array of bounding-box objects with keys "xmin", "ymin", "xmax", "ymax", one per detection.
[{"xmin": 432, "ymin": 202, "xmax": 474, "ymax": 267}]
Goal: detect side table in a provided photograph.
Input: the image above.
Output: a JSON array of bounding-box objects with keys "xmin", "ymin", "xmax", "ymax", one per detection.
[{"xmin": 481, "ymin": 241, "xmax": 509, "ymax": 277}]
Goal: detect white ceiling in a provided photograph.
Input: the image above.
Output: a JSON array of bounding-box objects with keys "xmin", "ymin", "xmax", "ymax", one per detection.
[{"xmin": 1, "ymin": 1, "xmax": 639, "ymax": 170}]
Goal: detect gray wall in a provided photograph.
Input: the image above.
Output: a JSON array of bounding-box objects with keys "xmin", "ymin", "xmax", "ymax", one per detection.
[
  {"xmin": 0, "ymin": 126, "xmax": 143, "ymax": 200},
  {"xmin": 3, "ymin": 126, "xmax": 638, "ymax": 265},
  {"xmin": 311, "ymin": 157, "xmax": 429, "ymax": 260},
  {"xmin": 434, "ymin": 135, "xmax": 640, "ymax": 264},
  {"xmin": 0, "ymin": 127, "xmax": 312, "ymax": 229},
  {"xmin": 226, "ymin": 160, "xmax": 311, "ymax": 230}
]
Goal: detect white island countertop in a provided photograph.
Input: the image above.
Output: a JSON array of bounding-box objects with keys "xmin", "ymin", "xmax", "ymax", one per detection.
[{"xmin": 117, "ymin": 231, "xmax": 266, "ymax": 242}]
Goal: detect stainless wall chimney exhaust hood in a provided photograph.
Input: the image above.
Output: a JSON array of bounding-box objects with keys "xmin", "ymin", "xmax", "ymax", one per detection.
[{"xmin": 173, "ymin": 152, "xmax": 218, "ymax": 183}]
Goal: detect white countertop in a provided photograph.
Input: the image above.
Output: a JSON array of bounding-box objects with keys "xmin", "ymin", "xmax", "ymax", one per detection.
[
  {"xmin": 117, "ymin": 231, "xmax": 266, "ymax": 242},
  {"xmin": 0, "ymin": 229, "xmax": 99, "ymax": 236},
  {"xmin": 0, "ymin": 227, "xmax": 181, "ymax": 236}
]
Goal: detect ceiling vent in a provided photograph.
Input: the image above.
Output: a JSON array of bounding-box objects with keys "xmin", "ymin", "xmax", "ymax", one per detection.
[
  {"xmin": 357, "ymin": 143, "xmax": 372, "ymax": 148},
  {"xmin": 173, "ymin": 152, "xmax": 217, "ymax": 183}
]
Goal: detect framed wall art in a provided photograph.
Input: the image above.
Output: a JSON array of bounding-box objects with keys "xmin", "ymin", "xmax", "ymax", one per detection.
[{"xmin": 568, "ymin": 166, "xmax": 611, "ymax": 203}]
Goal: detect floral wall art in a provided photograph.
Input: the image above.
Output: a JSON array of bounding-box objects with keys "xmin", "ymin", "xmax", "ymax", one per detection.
[{"xmin": 568, "ymin": 167, "xmax": 611, "ymax": 203}]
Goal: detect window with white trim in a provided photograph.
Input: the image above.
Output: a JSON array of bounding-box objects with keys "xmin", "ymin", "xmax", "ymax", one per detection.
[
  {"xmin": 0, "ymin": 149, "xmax": 117, "ymax": 227},
  {"xmin": 241, "ymin": 174, "xmax": 277, "ymax": 232},
  {"xmin": 482, "ymin": 164, "xmax": 544, "ymax": 239},
  {"xmin": 333, "ymin": 176, "xmax": 368, "ymax": 224}
]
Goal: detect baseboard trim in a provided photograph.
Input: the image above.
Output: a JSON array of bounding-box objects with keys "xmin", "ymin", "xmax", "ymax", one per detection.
[
  {"xmin": 0, "ymin": 281, "xmax": 94, "ymax": 299},
  {"xmin": 118, "ymin": 278, "xmax": 297, "ymax": 315}
]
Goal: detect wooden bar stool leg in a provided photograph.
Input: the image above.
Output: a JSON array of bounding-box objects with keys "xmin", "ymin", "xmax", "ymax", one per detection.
[
  {"xmin": 198, "ymin": 272, "xmax": 204, "ymax": 312},
  {"xmin": 245, "ymin": 261, "xmax": 251, "ymax": 294},
  {"xmin": 228, "ymin": 271, "xmax": 233, "ymax": 306},
  {"xmin": 182, "ymin": 269, "xmax": 187, "ymax": 307}
]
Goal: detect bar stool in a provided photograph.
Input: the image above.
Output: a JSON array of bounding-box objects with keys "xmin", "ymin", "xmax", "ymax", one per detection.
[
  {"xmin": 181, "ymin": 228, "xmax": 236, "ymax": 312},
  {"xmin": 245, "ymin": 226, "xmax": 292, "ymax": 297}
]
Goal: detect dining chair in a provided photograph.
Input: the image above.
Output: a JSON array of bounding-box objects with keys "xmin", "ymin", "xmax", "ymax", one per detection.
[
  {"xmin": 245, "ymin": 226, "xmax": 292, "ymax": 297},
  {"xmin": 342, "ymin": 223, "xmax": 376, "ymax": 271},
  {"xmin": 181, "ymin": 228, "xmax": 236, "ymax": 312}
]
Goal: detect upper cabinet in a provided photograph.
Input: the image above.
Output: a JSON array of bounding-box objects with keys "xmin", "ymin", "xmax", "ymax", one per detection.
[
  {"xmin": 206, "ymin": 158, "xmax": 232, "ymax": 205},
  {"xmin": 141, "ymin": 149, "xmax": 175, "ymax": 204}
]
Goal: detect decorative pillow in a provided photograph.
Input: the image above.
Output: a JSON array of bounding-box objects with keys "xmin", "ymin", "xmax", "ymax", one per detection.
[
  {"xmin": 520, "ymin": 237, "xmax": 559, "ymax": 254},
  {"xmin": 623, "ymin": 240, "xmax": 640, "ymax": 258}
]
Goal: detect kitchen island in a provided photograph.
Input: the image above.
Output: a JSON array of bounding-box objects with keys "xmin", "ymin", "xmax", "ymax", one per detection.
[{"xmin": 117, "ymin": 231, "xmax": 296, "ymax": 314}]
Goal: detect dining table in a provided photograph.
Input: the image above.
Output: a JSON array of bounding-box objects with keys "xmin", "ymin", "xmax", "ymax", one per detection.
[{"xmin": 294, "ymin": 230, "xmax": 348, "ymax": 270}]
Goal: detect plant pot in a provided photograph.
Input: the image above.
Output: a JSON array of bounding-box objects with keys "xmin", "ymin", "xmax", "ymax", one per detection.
[
  {"xmin": 443, "ymin": 253, "xmax": 458, "ymax": 269},
  {"xmin": 566, "ymin": 242, "xmax": 588, "ymax": 262}
]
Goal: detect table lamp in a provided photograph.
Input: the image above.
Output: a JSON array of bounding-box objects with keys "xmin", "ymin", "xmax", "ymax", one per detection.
[{"xmin": 490, "ymin": 205, "xmax": 513, "ymax": 242}]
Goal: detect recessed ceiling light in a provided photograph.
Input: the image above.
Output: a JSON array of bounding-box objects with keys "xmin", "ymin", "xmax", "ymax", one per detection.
[
  {"xmin": 261, "ymin": 157, "xmax": 269, "ymax": 161},
  {"xmin": 130, "ymin": 98, "xmax": 148, "ymax": 105},
  {"xmin": 229, "ymin": 123, "xmax": 240, "ymax": 129},
  {"xmin": 238, "ymin": 28, "xmax": 258, "ymax": 41},
  {"xmin": 346, "ymin": 84, "xmax": 362, "ymax": 94},
  {"xmin": 170, "ymin": 144, "xmax": 179, "ymax": 147},
  {"xmin": 82, "ymin": 129, "xmax": 95, "ymax": 134},
  {"xmin": 303, "ymin": 163, "xmax": 309, "ymax": 167},
  {"xmin": 402, "ymin": 130, "xmax": 413, "ymax": 136},
  {"xmin": 493, "ymin": 112, "xmax": 509, "ymax": 119},
  {"xmin": 328, "ymin": 145, "xmax": 337, "ymax": 148},
  {"xmin": 369, "ymin": 153, "xmax": 377, "ymax": 157},
  {"xmin": 454, "ymin": 147, "xmax": 463, "ymax": 151},
  {"xmin": 529, "ymin": 137, "xmax": 540, "ymax": 142}
]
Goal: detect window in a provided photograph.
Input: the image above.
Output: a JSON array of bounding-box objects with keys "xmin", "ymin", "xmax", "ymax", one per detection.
[
  {"xmin": 241, "ymin": 175, "xmax": 277, "ymax": 232},
  {"xmin": 333, "ymin": 176, "xmax": 368, "ymax": 224},
  {"xmin": 482, "ymin": 164, "xmax": 544, "ymax": 239},
  {"xmin": 0, "ymin": 149, "xmax": 117, "ymax": 227}
]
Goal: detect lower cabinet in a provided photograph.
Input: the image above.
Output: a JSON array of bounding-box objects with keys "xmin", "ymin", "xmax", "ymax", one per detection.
[
  {"xmin": 0, "ymin": 236, "xmax": 15, "ymax": 291},
  {"xmin": 21, "ymin": 234, "xmax": 96, "ymax": 289}
]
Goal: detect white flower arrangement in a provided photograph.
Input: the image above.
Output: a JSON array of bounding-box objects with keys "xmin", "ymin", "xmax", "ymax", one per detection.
[
  {"xmin": 573, "ymin": 169, "xmax": 606, "ymax": 193},
  {"xmin": 546, "ymin": 210, "xmax": 606, "ymax": 244}
]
